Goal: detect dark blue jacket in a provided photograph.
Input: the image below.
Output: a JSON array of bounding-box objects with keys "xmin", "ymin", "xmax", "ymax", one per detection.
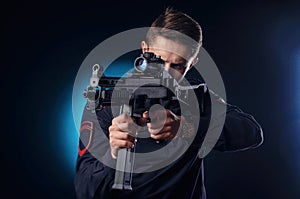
[{"xmin": 74, "ymin": 67, "xmax": 263, "ymax": 199}]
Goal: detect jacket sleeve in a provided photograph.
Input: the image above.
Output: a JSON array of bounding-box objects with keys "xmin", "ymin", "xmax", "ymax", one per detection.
[
  {"xmin": 74, "ymin": 107, "xmax": 115, "ymax": 199},
  {"xmin": 209, "ymin": 90, "xmax": 264, "ymax": 152}
]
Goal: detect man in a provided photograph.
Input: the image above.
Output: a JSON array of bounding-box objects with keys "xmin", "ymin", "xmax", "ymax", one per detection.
[{"xmin": 75, "ymin": 8, "xmax": 263, "ymax": 199}]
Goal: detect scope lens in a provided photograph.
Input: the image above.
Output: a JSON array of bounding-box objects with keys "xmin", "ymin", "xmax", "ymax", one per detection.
[{"xmin": 134, "ymin": 57, "xmax": 147, "ymax": 72}]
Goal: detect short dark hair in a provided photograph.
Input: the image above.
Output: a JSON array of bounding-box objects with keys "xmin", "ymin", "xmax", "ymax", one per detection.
[{"xmin": 146, "ymin": 7, "xmax": 202, "ymax": 54}]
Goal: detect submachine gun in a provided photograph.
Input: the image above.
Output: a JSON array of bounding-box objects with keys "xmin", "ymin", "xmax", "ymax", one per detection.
[{"xmin": 83, "ymin": 52, "xmax": 206, "ymax": 190}]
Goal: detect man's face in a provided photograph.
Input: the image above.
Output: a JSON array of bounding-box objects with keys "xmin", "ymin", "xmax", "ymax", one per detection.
[{"xmin": 142, "ymin": 36, "xmax": 198, "ymax": 82}]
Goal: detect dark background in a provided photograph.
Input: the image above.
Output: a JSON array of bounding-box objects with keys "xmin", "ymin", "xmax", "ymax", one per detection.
[{"xmin": 3, "ymin": 0, "xmax": 300, "ymax": 198}]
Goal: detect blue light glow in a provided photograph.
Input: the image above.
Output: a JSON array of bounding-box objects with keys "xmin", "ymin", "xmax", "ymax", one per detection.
[
  {"xmin": 62, "ymin": 100, "xmax": 79, "ymax": 174},
  {"xmin": 65, "ymin": 62, "xmax": 132, "ymax": 172}
]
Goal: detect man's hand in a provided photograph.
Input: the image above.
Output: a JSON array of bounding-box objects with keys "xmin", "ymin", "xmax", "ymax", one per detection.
[
  {"xmin": 108, "ymin": 114, "xmax": 139, "ymax": 159},
  {"xmin": 143, "ymin": 109, "xmax": 181, "ymax": 140}
]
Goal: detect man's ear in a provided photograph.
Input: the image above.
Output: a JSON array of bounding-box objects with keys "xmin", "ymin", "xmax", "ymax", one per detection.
[
  {"xmin": 192, "ymin": 57, "xmax": 199, "ymax": 66},
  {"xmin": 141, "ymin": 41, "xmax": 149, "ymax": 53}
]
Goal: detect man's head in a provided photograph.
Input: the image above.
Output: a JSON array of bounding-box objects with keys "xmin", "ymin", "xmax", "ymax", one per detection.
[{"xmin": 142, "ymin": 8, "xmax": 203, "ymax": 81}]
